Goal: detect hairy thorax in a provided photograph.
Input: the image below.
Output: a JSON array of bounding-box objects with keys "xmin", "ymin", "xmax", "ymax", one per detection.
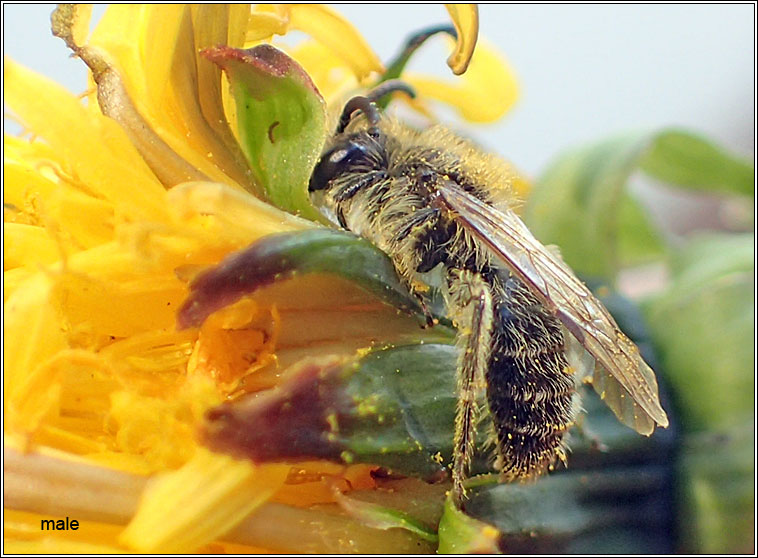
[
  {"xmin": 316, "ymin": 119, "xmax": 519, "ymax": 284},
  {"xmin": 311, "ymin": 117, "xmax": 578, "ymax": 482}
]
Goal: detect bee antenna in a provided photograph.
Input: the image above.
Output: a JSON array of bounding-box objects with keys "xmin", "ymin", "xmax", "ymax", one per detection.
[
  {"xmin": 366, "ymin": 79, "xmax": 417, "ymax": 105},
  {"xmin": 337, "ymin": 80, "xmax": 416, "ymax": 135},
  {"xmin": 337, "ymin": 96, "xmax": 379, "ymax": 134}
]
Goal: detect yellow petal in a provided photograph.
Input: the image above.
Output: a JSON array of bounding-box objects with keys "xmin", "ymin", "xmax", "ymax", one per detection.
[
  {"xmin": 119, "ymin": 449, "xmax": 290, "ymax": 552},
  {"xmin": 4, "ymin": 509, "xmax": 126, "ymax": 552},
  {"xmin": 4, "ymin": 539, "xmax": 128, "ymax": 554},
  {"xmin": 246, "ymin": 11, "xmax": 289, "ymax": 41},
  {"xmin": 406, "ymin": 39, "xmax": 519, "ymax": 123},
  {"xmin": 188, "ymin": 5, "xmax": 260, "ymax": 188},
  {"xmin": 32, "ymin": 425, "xmax": 111, "ymax": 456},
  {"xmin": 4, "ymin": 160, "xmax": 115, "ymax": 251},
  {"xmin": 54, "ymin": 6, "xmax": 204, "ymax": 188},
  {"xmin": 109, "ymin": 391, "xmax": 197, "ymax": 471},
  {"xmin": 5, "ymin": 349, "xmax": 117, "ymax": 446},
  {"xmin": 59, "ymin": 274, "xmax": 185, "ymax": 338},
  {"xmin": 4, "ymin": 223, "xmax": 61, "ymax": 268},
  {"xmin": 167, "ymin": 181, "xmax": 314, "ymax": 243},
  {"xmin": 288, "ymin": 40, "xmax": 359, "ymax": 106},
  {"xmin": 4, "ymin": 275, "xmax": 67, "ymax": 430},
  {"xmin": 445, "ymin": 4, "xmax": 479, "ymax": 75},
  {"xmin": 4, "ymin": 268, "xmax": 34, "ymax": 301},
  {"xmin": 3, "ymin": 58, "xmax": 169, "ymax": 222},
  {"xmin": 277, "ymin": 4, "xmax": 383, "ymax": 81}
]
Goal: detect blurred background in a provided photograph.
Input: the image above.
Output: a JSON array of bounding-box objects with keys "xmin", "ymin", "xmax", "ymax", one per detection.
[
  {"xmin": 5, "ymin": 4, "xmax": 754, "ymax": 240},
  {"xmin": 4, "ymin": 4, "xmax": 754, "ymax": 171}
]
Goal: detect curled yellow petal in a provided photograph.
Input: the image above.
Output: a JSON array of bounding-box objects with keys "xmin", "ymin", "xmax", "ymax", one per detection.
[
  {"xmin": 52, "ymin": 5, "xmax": 210, "ymax": 188},
  {"xmin": 406, "ymin": 39, "xmax": 519, "ymax": 123},
  {"xmin": 445, "ymin": 4, "xmax": 479, "ymax": 75},
  {"xmin": 287, "ymin": 5, "xmax": 383, "ymax": 80}
]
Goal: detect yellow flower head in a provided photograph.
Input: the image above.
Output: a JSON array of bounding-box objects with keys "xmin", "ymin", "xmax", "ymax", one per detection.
[{"xmin": 4, "ymin": 4, "xmax": 519, "ymax": 553}]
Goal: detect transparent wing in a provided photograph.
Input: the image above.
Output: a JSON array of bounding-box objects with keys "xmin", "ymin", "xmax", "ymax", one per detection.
[{"xmin": 435, "ymin": 186, "xmax": 669, "ymax": 434}]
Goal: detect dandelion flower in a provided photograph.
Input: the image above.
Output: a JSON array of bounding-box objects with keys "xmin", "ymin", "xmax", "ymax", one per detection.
[{"xmin": 4, "ymin": 4, "xmax": 518, "ymax": 553}]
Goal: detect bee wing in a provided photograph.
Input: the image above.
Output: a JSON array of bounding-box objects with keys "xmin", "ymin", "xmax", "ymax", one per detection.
[{"xmin": 436, "ymin": 186, "xmax": 669, "ymax": 435}]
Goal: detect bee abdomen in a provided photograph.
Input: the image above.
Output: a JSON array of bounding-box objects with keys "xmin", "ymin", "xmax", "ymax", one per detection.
[{"xmin": 486, "ymin": 277, "xmax": 577, "ymax": 479}]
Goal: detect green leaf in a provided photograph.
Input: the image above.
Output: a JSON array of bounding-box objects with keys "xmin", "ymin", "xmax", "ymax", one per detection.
[
  {"xmin": 677, "ymin": 421, "xmax": 755, "ymax": 553},
  {"xmin": 639, "ymin": 130, "xmax": 754, "ymax": 196},
  {"xmin": 464, "ymin": 465, "xmax": 673, "ymax": 554},
  {"xmin": 666, "ymin": 232, "xmax": 755, "ymax": 295},
  {"xmin": 643, "ymin": 235, "xmax": 753, "ymax": 553},
  {"xmin": 437, "ymin": 493, "xmax": 501, "ymax": 554},
  {"xmin": 203, "ymin": 45, "xmax": 326, "ymax": 220},
  {"xmin": 524, "ymin": 129, "xmax": 754, "ymax": 281},
  {"xmin": 178, "ymin": 229, "xmax": 426, "ymax": 329},
  {"xmin": 525, "ymin": 134, "xmax": 664, "ymax": 280},
  {"xmin": 644, "ymin": 233, "xmax": 754, "ymax": 433}
]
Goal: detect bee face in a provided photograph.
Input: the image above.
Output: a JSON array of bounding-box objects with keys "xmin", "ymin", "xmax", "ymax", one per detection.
[
  {"xmin": 309, "ymin": 121, "xmax": 393, "ymax": 232},
  {"xmin": 309, "ymin": 84, "xmax": 668, "ymax": 505},
  {"xmin": 308, "ymin": 136, "xmax": 376, "ymax": 193}
]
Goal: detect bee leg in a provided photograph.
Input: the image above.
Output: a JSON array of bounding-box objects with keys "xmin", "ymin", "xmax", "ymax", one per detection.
[
  {"xmin": 448, "ymin": 270, "xmax": 494, "ymax": 507},
  {"xmin": 409, "ymin": 291, "xmax": 436, "ymax": 328}
]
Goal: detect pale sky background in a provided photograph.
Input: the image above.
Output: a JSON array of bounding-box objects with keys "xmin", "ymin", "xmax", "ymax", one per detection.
[{"xmin": 3, "ymin": 4, "xmax": 755, "ymax": 179}]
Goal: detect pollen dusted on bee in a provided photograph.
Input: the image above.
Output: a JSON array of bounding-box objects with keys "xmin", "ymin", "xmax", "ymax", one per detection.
[{"xmin": 308, "ymin": 82, "xmax": 667, "ymax": 506}]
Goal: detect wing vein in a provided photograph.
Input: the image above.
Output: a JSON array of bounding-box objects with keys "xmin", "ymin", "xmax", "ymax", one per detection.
[{"xmin": 436, "ymin": 185, "xmax": 668, "ymax": 430}]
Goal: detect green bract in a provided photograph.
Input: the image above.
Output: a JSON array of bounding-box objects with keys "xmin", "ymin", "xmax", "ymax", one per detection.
[
  {"xmin": 437, "ymin": 494, "xmax": 501, "ymax": 554},
  {"xmin": 178, "ymin": 229, "xmax": 429, "ymax": 329},
  {"xmin": 204, "ymin": 44, "xmax": 327, "ymax": 220},
  {"xmin": 639, "ymin": 130, "xmax": 753, "ymax": 196}
]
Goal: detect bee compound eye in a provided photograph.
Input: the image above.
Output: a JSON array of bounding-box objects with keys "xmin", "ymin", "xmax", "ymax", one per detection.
[{"xmin": 309, "ymin": 142, "xmax": 370, "ymax": 192}]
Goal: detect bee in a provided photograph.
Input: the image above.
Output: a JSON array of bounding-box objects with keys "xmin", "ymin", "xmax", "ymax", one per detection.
[{"xmin": 308, "ymin": 80, "xmax": 669, "ymax": 505}]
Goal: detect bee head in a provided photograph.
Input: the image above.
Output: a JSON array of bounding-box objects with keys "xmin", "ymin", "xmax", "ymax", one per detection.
[
  {"xmin": 308, "ymin": 139, "xmax": 373, "ymax": 193},
  {"xmin": 308, "ymin": 80, "xmax": 415, "ymax": 193}
]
